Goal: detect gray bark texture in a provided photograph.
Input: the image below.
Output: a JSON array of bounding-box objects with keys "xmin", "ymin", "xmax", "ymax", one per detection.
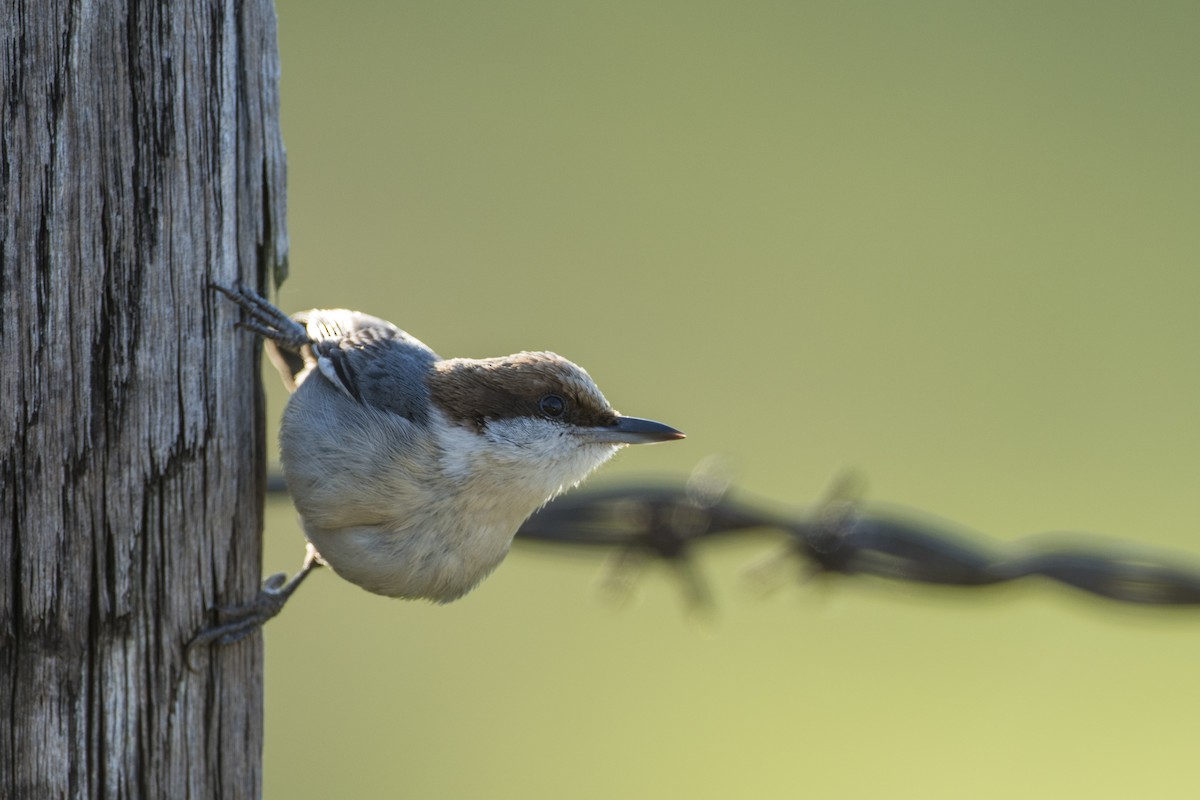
[{"xmin": 1, "ymin": 0, "xmax": 288, "ymax": 797}]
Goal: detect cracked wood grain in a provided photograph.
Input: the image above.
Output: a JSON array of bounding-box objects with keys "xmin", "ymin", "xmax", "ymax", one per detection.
[{"xmin": 1, "ymin": 0, "xmax": 288, "ymax": 796}]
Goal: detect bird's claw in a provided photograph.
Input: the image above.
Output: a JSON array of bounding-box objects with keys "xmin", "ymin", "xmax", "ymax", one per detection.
[
  {"xmin": 186, "ymin": 579, "xmax": 291, "ymax": 668},
  {"xmin": 186, "ymin": 549, "xmax": 321, "ymax": 669},
  {"xmin": 261, "ymin": 571, "xmax": 288, "ymax": 592}
]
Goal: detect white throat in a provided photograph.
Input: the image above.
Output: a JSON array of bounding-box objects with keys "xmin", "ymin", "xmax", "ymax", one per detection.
[{"xmin": 434, "ymin": 411, "xmax": 620, "ymax": 515}]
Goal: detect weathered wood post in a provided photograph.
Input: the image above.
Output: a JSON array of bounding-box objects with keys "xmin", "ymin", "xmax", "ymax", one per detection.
[{"xmin": 1, "ymin": 0, "xmax": 287, "ymax": 796}]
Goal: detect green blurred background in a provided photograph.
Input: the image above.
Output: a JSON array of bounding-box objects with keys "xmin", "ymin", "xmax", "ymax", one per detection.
[{"xmin": 262, "ymin": 2, "xmax": 1199, "ymax": 797}]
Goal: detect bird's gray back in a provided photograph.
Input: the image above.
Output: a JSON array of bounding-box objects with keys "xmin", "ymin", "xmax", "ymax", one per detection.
[{"xmin": 297, "ymin": 308, "xmax": 440, "ymax": 424}]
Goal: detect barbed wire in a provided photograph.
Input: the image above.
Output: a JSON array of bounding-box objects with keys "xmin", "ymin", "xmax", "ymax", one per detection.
[{"xmin": 265, "ymin": 465, "xmax": 1200, "ymax": 611}]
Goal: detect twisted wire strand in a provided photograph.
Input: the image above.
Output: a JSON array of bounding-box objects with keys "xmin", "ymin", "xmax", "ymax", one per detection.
[{"xmin": 517, "ymin": 472, "xmax": 1200, "ymax": 608}]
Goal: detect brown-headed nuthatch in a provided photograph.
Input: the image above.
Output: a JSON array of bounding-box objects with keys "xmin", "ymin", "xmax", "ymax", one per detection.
[{"xmin": 191, "ymin": 285, "xmax": 684, "ymax": 650}]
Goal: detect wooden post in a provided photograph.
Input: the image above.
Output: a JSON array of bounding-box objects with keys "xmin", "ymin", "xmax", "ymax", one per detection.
[{"xmin": 0, "ymin": 0, "xmax": 288, "ymax": 796}]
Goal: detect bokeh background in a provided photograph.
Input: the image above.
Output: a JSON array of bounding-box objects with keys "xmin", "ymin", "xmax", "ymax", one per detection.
[{"xmin": 262, "ymin": 2, "xmax": 1199, "ymax": 797}]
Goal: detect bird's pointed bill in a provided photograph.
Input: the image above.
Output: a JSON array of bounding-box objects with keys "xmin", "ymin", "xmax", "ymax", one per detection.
[{"xmin": 579, "ymin": 415, "xmax": 686, "ymax": 445}]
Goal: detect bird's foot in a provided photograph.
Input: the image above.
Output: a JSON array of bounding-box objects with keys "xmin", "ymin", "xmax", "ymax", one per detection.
[
  {"xmin": 209, "ymin": 282, "xmax": 311, "ymax": 350},
  {"xmin": 186, "ymin": 546, "xmax": 321, "ymax": 667}
]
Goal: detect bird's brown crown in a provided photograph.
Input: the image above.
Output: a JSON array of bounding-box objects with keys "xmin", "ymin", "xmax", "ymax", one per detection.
[{"xmin": 427, "ymin": 351, "xmax": 617, "ymax": 433}]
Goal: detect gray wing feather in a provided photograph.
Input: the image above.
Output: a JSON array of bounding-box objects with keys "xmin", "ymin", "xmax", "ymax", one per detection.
[{"xmin": 296, "ymin": 309, "xmax": 440, "ymax": 423}]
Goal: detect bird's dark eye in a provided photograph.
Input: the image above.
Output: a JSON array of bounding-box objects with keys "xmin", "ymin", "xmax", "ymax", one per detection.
[{"xmin": 538, "ymin": 394, "xmax": 566, "ymax": 418}]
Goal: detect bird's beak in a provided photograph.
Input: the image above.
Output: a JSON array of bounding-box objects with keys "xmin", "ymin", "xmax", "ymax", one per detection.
[{"xmin": 579, "ymin": 415, "xmax": 686, "ymax": 445}]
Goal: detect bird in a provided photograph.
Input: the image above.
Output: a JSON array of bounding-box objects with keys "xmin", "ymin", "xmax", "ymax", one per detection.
[{"xmin": 191, "ymin": 283, "xmax": 684, "ymax": 651}]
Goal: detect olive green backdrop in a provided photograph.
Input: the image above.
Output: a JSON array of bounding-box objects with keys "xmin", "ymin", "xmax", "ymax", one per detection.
[{"xmin": 261, "ymin": 2, "xmax": 1199, "ymax": 797}]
